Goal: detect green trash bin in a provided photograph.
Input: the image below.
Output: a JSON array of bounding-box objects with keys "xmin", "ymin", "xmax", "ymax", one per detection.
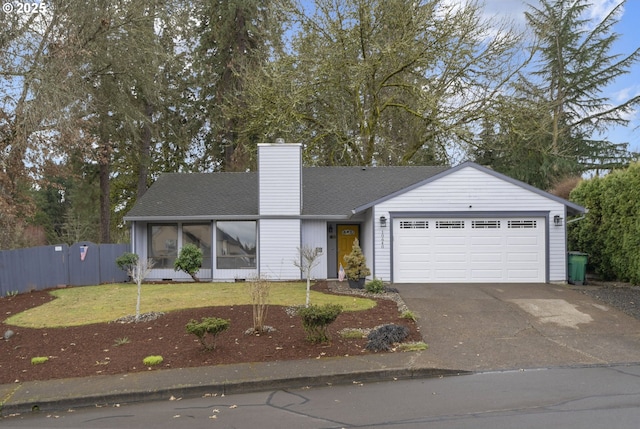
[{"xmin": 568, "ymin": 252, "xmax": 588, "ymax": 285}]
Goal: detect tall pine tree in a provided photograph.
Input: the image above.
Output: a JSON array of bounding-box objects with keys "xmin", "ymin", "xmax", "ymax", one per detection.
[{"xmin": 480, "ymin": 0, "xmax": 639, "ymax": 189}]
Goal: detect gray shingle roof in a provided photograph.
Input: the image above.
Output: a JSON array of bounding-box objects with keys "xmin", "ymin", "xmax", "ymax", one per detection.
[
  {"xmin": 301, "ymin": 166, "xmax": 448, "ymax": 216},
  {"xmin": 124, "ymin": 166, "xmax": 448, "ymax": 220}
]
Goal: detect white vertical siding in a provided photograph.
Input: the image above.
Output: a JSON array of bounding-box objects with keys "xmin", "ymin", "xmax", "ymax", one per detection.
[
  {"xmin": 361, "ymin": 210, "xmax": 374, "ymax": 280},
  {"xmin": 301, "ymin": 220, "xmax": 328, "ymax": 279},
  {"xmin": 373, "ymin": 212, "xmax": 392, "ymax": 281},
  {"xmin": 259, "ymin": 219, "xmax": 302, "ymax": 279},
  {"xmin": 258, "ymin": 143, "xmax": 302, "ymax": 216},
  {"xmin": 373, "ymin": 166, "xmax": 568, "ymax": 283}
]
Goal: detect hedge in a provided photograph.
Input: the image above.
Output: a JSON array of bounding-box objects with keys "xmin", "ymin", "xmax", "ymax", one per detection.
[{"xmin": 569, "ymin": 162, "xmax": 640, "ymax": 284}]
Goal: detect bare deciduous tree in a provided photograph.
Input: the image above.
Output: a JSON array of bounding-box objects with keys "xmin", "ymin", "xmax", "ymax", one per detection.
[{"xmin": 294, "ymin": 246, "xmax": 322, "ymax": 307}]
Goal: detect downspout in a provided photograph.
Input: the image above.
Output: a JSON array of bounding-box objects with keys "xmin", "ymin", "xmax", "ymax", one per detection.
[{"xmin": 567, "ymin": 215, "xmax": 586, "ymax": 224}]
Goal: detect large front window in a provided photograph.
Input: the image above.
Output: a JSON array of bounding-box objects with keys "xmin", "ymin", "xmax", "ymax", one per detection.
[
  {"xmin": 216, "ymin": 221, "xmax": 257, "ymax": 269},
  {"xmin": 183, "ymin": 224, "xmax": 212, "ymax": 269},
  {"xmin": 148, "ymin": 223, "xmax": 212, "ymax": 270},
  {"xmin": 148, "ymin": 224, "xmax": 178, "ymax": 269}
]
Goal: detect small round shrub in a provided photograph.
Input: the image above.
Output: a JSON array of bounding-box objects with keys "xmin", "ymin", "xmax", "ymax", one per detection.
[
  {"xmin": 116, "ymin": 252, "xmax": 139, "ymax": 274},
  {"xmin": 365, "ymin": 278, "xmax": 385, "ymax": 294},
  {"xmin": 186, "ymin": 317, "xmax": 230, "ymax": 350},
  {"xmin": 31, "ymin": 356, "xmax": 49, "ymax": 365},
  {"xmin": 143, "ymin": 355, "xmax": 164, "ymax": 366},
  {"xmin": 174, "ymin": 244, "xmax": 204, "ymax": 282},
  {"xmin": 297, "ymin": 304, "xmax": 343, "ymax": 343}
]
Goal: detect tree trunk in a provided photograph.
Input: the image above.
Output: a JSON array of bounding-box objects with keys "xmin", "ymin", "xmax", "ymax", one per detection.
[
  {"xmin": 99, "ymin": 138, "xmax": 111, "ymax": 244},
  {"xmin": 137, "ymin": 100, "xmax": 153, "ymax": 199}
]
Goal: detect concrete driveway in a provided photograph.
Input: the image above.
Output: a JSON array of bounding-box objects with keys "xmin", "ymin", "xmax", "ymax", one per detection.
[{"xmin": 394, "ymin": 283, "xmax": 640, "ymax": 371}]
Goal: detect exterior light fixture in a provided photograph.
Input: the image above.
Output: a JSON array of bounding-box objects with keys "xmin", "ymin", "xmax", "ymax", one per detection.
[
  {"xmin": 554, "ymin": 215, "xmax": 563, "ymax": 226},
  {"xmin": 380, "ymin": 216, "xmax": 387, "ymax": 227}
]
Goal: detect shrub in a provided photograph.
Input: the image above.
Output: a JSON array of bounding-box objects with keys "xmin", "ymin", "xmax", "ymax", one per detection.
[
  {"xmin": 113, "ymin": 337, "xmax": 130, "ymax": 347},
  {"xmin": 174, "ymin": 244, "xmax": 203, "ymax": 282},
  {"xmin": 569, "ymin": 163, "xmax": 640, "ymax": 284},
  {"xmin": 248, "ymin": 277, "xmax": 271, "ymax": 334},
  {"xmin": 186, "ymin": 317, "xmax": 230, "ymax": 351},
  {"xmin": 31, "ymin": 356, "xmax": 49, "ymax": 365},
  {"xmin": 343, "ymin": 239, "xmax": 371, "ymax": 280},
  {"xmin": 365, "ymin": 324, "xmax": 409, "ymax": 352},
  {"xmin": 297, "ymin": 304, "xmax": 343, "ymax": 343},
  {"xmin": 400, "ymin": 310, "xmax": 418, "ymax": 322},
  {"xmin": 398, "ymin": 341, "xmax": 428, "ymax": 352},
  {"xmin": 143, "ymin": 355, "xmax": 163, "ymax": 366},
  {"xmin": 116, "ymin": 252, "xmax": 139, "ymax": 275},
  {"xmin": 339, "ymin": 328, "xmax": 367, "ymax": 339},
  {"xmin": 365, "ymin": 278, "xmax": 385, "ymax": 294}
]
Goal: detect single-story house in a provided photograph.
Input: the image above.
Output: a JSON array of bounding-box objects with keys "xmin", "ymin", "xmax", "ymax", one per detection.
[{"xmin": 124, "ymin": 141, "xmax": 586, "ymax": 283}]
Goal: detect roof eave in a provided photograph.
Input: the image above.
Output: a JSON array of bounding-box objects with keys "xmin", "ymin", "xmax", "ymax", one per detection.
[{"xmin": 124, "ymin": 215, "xmax": 259, "ymax": 222}]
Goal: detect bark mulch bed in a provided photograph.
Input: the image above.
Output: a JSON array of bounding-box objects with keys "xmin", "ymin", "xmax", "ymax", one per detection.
[{"xmin": 0, "ymin": 281, "xmax": 420, "ymax": 384}]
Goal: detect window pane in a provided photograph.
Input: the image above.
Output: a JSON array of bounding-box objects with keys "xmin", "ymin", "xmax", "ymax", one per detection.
[
  {"xmin": 216, "ymin": 221, "xmax": 256, "ymax": 269},
  {"xmin": 183, "ymin": 224, "xmax": 212, "ymax": 269},
  {"xmin": 148, "ymin": 224, "xmax": 178, "ymax": 269}
]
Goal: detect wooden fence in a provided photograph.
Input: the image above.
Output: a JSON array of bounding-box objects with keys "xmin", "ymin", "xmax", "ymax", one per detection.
[{"xmin": 0, "ymin": 242, "xmax": 129, "ymax": 295}]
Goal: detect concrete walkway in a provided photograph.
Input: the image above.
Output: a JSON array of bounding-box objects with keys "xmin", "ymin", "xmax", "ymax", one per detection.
[{"xmin": 3, "ymin": 282, "xmax": 640, "ymax": 416}]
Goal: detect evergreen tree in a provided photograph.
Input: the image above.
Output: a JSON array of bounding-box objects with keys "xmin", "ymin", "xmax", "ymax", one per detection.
[
  {"xmin": 194, "ymin": 0, "xmax": 290, "ymax": 171},
  {"xmin": 481, "ymin": 0, "xmax": 639, "ymax": 189}
]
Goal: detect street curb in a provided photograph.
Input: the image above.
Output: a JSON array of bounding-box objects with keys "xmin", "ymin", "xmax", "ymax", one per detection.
[{"xmin": 1, "ymin": 367, "xmax": 470, "ymax": 416}]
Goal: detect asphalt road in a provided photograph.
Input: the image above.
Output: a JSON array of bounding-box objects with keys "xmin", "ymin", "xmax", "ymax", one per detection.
[{"xmin": 4, "ymin": 364, "xmax": 640, "ymax": 428}]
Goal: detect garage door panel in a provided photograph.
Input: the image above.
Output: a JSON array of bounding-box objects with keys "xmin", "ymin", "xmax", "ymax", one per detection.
[
  {"xmin": 400, "ymin": 268, "xmax": 432, "ymax": 278},
  {"xmin": 398, "ymin": 236, "xmax": 427, "ymax": 245},
  {"xmin": 507, "ymin": 253, "xmax": 539, "ymax": 262},
  {"xmin": 506, "ymin": 236, "xmax": 540, "ymax": 245},
  {"xmin": 507, "ymin": 269, "xmax": 540, "ymax": 280},
  {"xmin": 436, "ymin": 253, "xmax": 466, "ymax": 262},
  {"xmin": 470, "ymin": 236, "xmax": 503, "ymax": 245},
  {"xmin": 396, "ymin": 243, "xmax": 429, "ymax": 252},
  {"xmin": 433, "ymin": 236, "xmax": 466, "ymax": 245},
  {"xmin": 471, "ymin": 269, "xmax": 504, "ymax": 279},
  {"xmin": 394, "ymin": 217, "xmax": 545, "ymax": 283},
  {"xmin": 471, "ymin": 253, "xmax": 503, "ymax": 262},
  {"xmin": 435, "ymin": 269, "xmax": 468, "ymax": 280},
  {"xmin": 398, "ymin": 254, "xmax": 430, "ymax": 263}
]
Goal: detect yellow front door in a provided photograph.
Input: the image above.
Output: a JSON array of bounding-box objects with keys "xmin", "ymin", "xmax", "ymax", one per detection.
[{"xmin": 337, "ymin": 225, "xmax": 360, "ymax": 272}]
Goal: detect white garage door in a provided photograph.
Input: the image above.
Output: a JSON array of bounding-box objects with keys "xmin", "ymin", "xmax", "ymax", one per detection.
[{"xmin": 393, "ymin": 217, "xmax": 546, "ymax": 283}]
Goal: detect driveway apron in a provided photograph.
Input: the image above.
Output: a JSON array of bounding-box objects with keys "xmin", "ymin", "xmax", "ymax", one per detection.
[{"xmin": 394, "ymin": 283, "xmax": 640, "ymax": 371}]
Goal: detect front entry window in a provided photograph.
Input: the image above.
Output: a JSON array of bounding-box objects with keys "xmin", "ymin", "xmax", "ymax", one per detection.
[
  {"xmin": 148, "ymin": 224, "xmax": 178, "ymax": 269},
  {"xmin": 216, "ymin": 221, "xmax": 257, "ymax": 269}
]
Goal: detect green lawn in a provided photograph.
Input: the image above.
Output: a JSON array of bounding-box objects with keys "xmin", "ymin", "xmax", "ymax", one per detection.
[{"xmin": 5, "ymin": 282, "xmax": 376, "ymax": 328}]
